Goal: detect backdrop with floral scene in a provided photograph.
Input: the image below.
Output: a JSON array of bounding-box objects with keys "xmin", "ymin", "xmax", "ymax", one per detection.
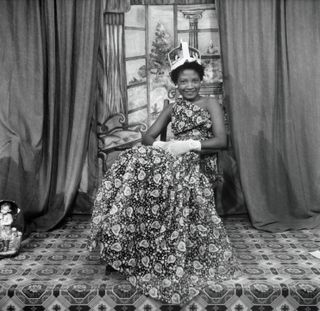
[
  {"xmin": 125, "ymin": 3, "xmax": 223, "ymax": 127},
  {"xmin": 122, "ymin": 2, "xmax": 246, "ymax": 215},
  {"xmin": 89, "ymin": 1, "xmax": 246, "ymax": 216}
]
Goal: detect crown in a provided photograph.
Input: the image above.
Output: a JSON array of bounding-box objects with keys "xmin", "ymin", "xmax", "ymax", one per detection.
[{"xmin": 168, "ymin": 41, "xmax": 201, "ymax": 71}]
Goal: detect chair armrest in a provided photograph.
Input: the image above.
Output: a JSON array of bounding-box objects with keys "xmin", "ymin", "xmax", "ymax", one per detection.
[
  {"xmin": 160, "ymin": 99, "xmax": 170, "ymax": 141},
  {"xmin": 128, "ymin": 122, "xmax": 148, "ymax": 134},
  {"xmin": 97, "ymin": 152, "xmax": 109, "ymax": 173}
]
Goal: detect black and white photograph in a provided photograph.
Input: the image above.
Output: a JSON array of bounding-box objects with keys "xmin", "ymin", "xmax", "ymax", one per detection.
[{"xmin": 0, "ymin": 0, "xmax": 320, "ymax": 310}]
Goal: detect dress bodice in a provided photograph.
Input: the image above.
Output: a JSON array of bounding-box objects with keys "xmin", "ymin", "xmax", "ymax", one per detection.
[
  {"xmin": 171, "ymin": 98, "xmax": 214, "ymax": 141},
  {"xmin": 171, "ymin": 98, "xmax": 219, "ymax": 184}
]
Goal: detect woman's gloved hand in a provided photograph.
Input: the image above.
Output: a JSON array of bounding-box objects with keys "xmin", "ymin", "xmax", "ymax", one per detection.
[
  {"xmin": 167, "ymin": 139, "xmax": 201, "ymax": 156},
  {"xmin": 152, "ymin": 141, "xmax": 172, "ymax": 151}
]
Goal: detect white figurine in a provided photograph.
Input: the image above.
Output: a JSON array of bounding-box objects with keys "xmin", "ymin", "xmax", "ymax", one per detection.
[{"xmin": 0, "ymin": 203, "xmax": 14, "ymax": 252}]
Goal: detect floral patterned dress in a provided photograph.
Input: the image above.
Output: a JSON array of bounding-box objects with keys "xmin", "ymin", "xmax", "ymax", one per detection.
[{"xmin": 88, "ymin": 98, "xmax": 241, "ymax": 305}]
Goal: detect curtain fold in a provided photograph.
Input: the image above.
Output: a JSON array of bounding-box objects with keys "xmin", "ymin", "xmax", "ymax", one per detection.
[
  {"xmin": 106, "ymin": 0, "xmax": 130, "ymax": 13},
  {"xmin": 0, "ymin": 0, "xmax": 101, "ymax": 231},
  {"xmin": 98, "ymin": 12, "xmax": 128, "ymax": 123},
  {"xmin": 217, "ymin": 0, "xmax": 320, "ymax": 231},
  {"xmin": 130, "ymin": 0, "xmax": 213, "ymax": 4}
]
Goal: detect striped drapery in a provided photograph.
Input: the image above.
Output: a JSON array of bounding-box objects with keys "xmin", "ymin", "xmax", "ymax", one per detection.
[
  {"xmin": 106, "ymin": 0, "xmax": 131, "ymax": 12},
  {"xmin": 217, "ymin": 0, "xmax": 320, "ymax": 231},
  {"xmin": 0, "ymin": 0, "xmax": 101, "ymax": 229},
  {"xmin": 130, "ymin": 0, "xmax": 214, "ymax": 4},
  {"xmin": 97, "ymin": 12, "xmax": 128, "ymax": 124}
]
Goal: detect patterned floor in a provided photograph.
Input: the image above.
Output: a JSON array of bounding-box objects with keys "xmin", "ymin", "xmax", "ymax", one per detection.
[{"xmin": 0, "ymin": 215, "xmax": 320, "ymax": 311}]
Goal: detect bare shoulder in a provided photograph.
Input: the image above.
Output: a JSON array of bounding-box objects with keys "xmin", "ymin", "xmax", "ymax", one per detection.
[{"xmin": 202, "ymin": 97, "xmax": 222, "ymax": 112}]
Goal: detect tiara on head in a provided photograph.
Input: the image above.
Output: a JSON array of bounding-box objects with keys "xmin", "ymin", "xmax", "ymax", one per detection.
[{"xmin": 168, "ymin": 41, "xmax": 201, "ymax": 71}]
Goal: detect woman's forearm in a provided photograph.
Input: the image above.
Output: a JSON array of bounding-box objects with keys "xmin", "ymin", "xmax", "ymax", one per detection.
[
  {"xmin": 141, "ymin": 135, "xmax": 155, "ymax": 146},
  {"xmin": 198, "ymin": 136, "xmax": 227, "ymax": 153}
]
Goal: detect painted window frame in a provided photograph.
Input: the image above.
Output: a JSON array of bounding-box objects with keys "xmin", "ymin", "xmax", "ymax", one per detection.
[{"xmin": 125, "ymin": 3, "xmax": 221, "ymax": 127}]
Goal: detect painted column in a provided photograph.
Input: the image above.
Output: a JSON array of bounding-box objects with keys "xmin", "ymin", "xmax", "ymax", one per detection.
[{"xmin": 180, "ymin": 9, "xmax": 204, "ymax": 49}]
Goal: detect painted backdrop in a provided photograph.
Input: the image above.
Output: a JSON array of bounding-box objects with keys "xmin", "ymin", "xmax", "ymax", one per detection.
[
  {"xmin": 125, "ymin": 3, "xmax": 222, "ymax": 127},
  {"xmin": 123, "ymin": 3, "xmax": 246, "ymax": 215},
  {"xmin": 88, "ymin": 1, "xmax": 246, "ymax": 216}
]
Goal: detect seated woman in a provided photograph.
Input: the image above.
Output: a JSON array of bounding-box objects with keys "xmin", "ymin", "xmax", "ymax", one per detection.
[{"xmin": 88, "ymin": 42, "xmax": 241, "ymax": 305}]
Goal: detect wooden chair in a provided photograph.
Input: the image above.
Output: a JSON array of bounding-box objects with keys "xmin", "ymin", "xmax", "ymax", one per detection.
[
  {"xmin": 98, "ymin": 83, "xmax": 228, "ymax": 177},
  {"xmin": 97, "ymin": 113, "xmax": 147, "ymax": 173}
]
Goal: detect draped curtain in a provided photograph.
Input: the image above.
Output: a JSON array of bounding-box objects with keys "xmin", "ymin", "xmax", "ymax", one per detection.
[
  {"xmin": 130, "ymin": 0, "xmax": 213, "ymax": 4},
  {"xmin": 106, "ymin": 0, "xmax": 130, "ymax": 12},
  {"xmin": 217, "ymin": 0, "xmax": 320, "ymax": 231},
  {"xmin": 0, "ymin": 0, "xmax": 101, "ymax": 231},
  {"xmin": 98, "ymin": 12, "xmax": 128, "ymax": 124},
  {"xmin": 75, "ymin": 0, "xmax": 133, "ymax": 214}
]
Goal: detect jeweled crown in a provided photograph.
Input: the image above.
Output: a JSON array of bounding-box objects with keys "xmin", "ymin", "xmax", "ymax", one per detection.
[{"xmin": 168, "ymin": 41, "xmax": 201, "ymax": 71}]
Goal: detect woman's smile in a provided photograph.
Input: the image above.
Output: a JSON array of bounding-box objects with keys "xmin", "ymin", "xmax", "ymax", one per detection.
[
  {"xmin": 177, "ymin": 69, "xmax": 201, "ymax": 101},
  {"xmin": 183, "ymin": 90, "xmax": 197, "ymax": 98}
]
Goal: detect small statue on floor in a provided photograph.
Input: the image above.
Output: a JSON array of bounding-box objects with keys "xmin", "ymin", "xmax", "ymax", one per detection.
[{"xmin": 0, "ymin": 200, "xmax": 22, "ymax": 258}]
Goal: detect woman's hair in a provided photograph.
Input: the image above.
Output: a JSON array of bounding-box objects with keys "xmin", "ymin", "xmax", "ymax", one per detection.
[{"xmin": 170, "ymin": 61, "xmax": 205, "ymax": 85}]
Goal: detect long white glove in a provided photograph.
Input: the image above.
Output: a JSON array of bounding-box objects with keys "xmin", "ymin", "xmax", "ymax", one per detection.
[
  {"xmin": 152, "ymin": 141, "xmax": 172, "ymax": 151},
  {"xmin": 167, "ymin": 139, "xmax": 201, "ymax": 156}
]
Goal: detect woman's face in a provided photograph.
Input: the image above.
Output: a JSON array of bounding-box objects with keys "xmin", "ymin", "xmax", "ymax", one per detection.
[{"xmin": 177, "ymin": 69, "xmax": 201, "ymax": 101}]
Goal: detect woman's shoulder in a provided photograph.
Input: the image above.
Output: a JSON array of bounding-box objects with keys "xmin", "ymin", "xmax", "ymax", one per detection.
[
  {"xmin": 194, "ymin": 96, "xmax": 219, "ymax": 110},
  {"xmin": 199, "ymin": 96, "xmax": 219, "ymax": 105}
]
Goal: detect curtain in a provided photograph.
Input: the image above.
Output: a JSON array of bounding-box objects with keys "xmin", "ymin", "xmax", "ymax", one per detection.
[
  {"xmin": 130, "ymin": 0, "xmax": 213, "ymax": 4},
  {"xmin": 217, "ymin": 0, "xmax": 320, "ymax": 231},
  {"xmin": 0, "ymin": 0, "xmax": 101, "ymax": 231},
  {"xmin": 106, "ymin": 0, "xmax": 130, "ymax": 13},
  {"xmin": 98, "ymin": 12, "xmax": 127, "ymax": 124}
]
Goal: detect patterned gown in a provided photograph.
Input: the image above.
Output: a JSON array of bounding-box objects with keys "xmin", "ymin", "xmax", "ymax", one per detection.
[{"xmin": 88, "ymin": 98, "xmax": 241, "ymax": 305}]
